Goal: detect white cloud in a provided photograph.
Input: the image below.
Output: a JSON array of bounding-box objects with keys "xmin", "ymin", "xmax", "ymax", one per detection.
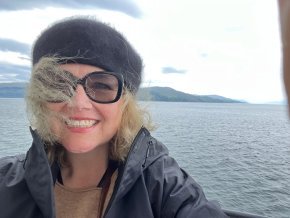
[{"xmin": 0, "ymin": 0, "xmax": 284, "ymax": 103}]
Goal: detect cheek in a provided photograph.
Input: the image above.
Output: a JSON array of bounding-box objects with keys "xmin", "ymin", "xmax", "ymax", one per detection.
[
  {"xmin": 44, "ymin": 103, "xmax": 65, "ymax": 135},
  {"xmin": 101, "ymin": 102, "xmax": 123, "ymax": 126},
  {"xmin": 44, "ymin": 114, "xmax": 64, "ymax": 140},
  {"xmin": 45, "ymin": 102, "xmax": 65, "ymax": 112},
  {"xmin": 50, "ymin": 117, "xmax": 62, "ymax": 133}
]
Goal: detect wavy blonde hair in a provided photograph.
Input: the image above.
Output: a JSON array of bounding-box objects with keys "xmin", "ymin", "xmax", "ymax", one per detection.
[{"xmin": 26, "ymin": 57, "xmax": 153, "ymax": 165}]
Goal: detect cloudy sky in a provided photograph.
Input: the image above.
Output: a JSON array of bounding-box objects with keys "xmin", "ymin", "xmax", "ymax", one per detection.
[{"xmin": 0, "ymin": 0, "xmax": 282, "ymax": 103}]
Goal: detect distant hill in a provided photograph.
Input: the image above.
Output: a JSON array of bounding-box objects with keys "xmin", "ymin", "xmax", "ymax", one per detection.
[
  {"xmin": 137, "ymin": 86, "xmax": 244, "ymax": 103},
  {"xmin": 0, "ymin": 83, "xmax": 244, "ymax": 103},
  {"xmin": 0, "ymin": 82, "xmax": 27, "ymax": 98}
]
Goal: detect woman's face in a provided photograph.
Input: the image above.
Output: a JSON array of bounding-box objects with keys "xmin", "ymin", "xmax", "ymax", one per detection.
[{"xmin": 45, "ymin": 63, "xmax": 124, "ymax": 153}]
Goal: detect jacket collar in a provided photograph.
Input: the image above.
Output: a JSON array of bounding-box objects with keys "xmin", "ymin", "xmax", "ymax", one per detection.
[
  {"xmin": 112, "ymin": 127, "xmax": 168, "ymax": 201},
  {"xmin": 24, "ymin": 127, "xmax": 167, "ymax": 217},
  {"xmin": 24, "ymin": 127, "xmax": 56, "ymax": 218}
]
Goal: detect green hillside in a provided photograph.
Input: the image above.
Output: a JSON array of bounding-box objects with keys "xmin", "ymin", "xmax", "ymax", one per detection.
[
  {"xmin": 137, "ymin": 86, "xmax": 244, "ymax": 103},
  {"xmin": 0, "ymin": 82, "xmax": 27, "ymax": 98},
  {"xmin": 0, "ymin": 83, "xmax": 244, "ymax": 103}
]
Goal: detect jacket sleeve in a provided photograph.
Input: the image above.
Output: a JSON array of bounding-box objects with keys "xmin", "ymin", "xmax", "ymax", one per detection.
[{"xmin": 146, "ymin": 154, "xmax": 228, "ymax": 218}]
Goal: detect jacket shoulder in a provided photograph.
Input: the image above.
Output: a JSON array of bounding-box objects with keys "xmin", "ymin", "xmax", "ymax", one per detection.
[
  {"xmin": 144, "ymin": 140, "xmax": 228, "ymax": 218},
  {"xmin": 0, "ymin": 154, "xmax": 26, "ymax": 182}
]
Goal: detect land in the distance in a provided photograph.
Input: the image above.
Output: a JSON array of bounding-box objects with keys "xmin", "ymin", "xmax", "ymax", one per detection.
[{"xmin": 0, "ymin": 83, "xmax": 245, "ymax": 103}]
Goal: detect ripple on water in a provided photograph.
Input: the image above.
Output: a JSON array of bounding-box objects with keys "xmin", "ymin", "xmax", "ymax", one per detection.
[{"xmin": 1, "ymin": 100, "xmax": 290, "ymax": 217}]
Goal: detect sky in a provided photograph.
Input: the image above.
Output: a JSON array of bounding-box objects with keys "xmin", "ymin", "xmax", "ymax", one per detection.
[{"xmin": 0, "ymin": 0, "xmax": 283, "ymax": 104}]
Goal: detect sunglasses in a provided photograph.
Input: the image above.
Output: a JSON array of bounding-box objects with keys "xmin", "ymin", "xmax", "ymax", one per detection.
[{"xmin": 48, "ymin": 71, "xmax": 124, "ymax": 104}]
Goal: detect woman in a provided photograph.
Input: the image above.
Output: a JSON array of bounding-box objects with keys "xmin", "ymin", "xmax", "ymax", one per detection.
[{"xmin": 0, "ymin": 17, "xmax": 228, "ymax": 218}]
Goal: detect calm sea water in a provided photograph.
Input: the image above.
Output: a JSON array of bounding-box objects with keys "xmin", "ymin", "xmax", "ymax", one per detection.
[{"xmin": 0, "ymin": 99, "xmax": 290, "ymax": 218}]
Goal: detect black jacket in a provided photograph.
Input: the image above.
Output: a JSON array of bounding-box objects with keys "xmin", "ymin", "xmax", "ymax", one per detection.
[{"xmin": 0, "ymin": 127, "xmax": 228, "ymax": 218}]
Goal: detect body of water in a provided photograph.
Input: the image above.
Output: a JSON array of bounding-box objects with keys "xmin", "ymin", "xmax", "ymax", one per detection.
[{"xmin": 1, "ymin": 99, "xmax": 290, "ymax": 217}]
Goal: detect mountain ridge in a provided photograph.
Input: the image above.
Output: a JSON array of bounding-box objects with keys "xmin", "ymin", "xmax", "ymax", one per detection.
[
  {"xmin": 137, "ymin": 86, "xmax": 244, "ymax": 103},
  {"xmin": 0, "ymin": 82, "xmax": 245, "ymax": 103}
]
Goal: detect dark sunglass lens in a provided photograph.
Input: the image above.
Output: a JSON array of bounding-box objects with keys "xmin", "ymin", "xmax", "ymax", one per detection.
[{"xmin": 85, "ymin": 73, "xmax": 120, "ymax": 103}]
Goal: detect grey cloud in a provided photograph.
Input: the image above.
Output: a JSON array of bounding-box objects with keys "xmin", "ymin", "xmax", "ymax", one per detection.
[
  {"xmin": 0, "ymin": 0, "xmax": 142, "ymax": 18},
  {"xmin": 0, "ymin": 62, "xmax": 31, "ymax": 81},
  {"xmin": 0, "ymin": 38, "xmax": 31, "ymax": 55},
  {"xmin": 162, "ymin": 67, "xmax": 186, "ymax": 74}
]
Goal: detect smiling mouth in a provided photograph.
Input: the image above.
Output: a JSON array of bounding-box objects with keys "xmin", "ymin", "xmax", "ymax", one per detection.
[{"xmin": 65, "ymin": 119, "xmax": 98, "ymax": 128}]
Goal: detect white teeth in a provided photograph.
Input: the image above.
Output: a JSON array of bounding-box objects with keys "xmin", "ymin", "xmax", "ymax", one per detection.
[{"xmin": 65, "ymin": 119, "xmax": 97, "ymax": 128}]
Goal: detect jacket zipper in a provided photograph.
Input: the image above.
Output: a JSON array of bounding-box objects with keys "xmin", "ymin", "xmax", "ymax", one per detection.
[
  {"xmin": 142, "ymin": 139, "xmax": 152, "ymax": 168},
  {"xmin": 103, "ymin": 127, "xmax": 148, "ymax": 217}
]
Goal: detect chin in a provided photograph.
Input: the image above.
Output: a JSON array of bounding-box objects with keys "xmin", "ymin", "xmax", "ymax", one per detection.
[
  {"xmin": 69, "ymin": 147, "xmax": 92, "ymax": 153},
  {"xmin": 62, "ymin": 143, "xmax": 97, "ymax": 154}
]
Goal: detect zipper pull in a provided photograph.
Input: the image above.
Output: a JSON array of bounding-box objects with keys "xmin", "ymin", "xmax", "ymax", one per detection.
[{"xmin": 142, "ymin": 139, "xmax": 153, "ymax": 168}]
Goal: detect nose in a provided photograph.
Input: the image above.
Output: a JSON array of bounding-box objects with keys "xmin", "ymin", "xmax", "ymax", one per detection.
[{"xmin": 68, "ymin": 85, "xmax": 93, "ymax": 110}]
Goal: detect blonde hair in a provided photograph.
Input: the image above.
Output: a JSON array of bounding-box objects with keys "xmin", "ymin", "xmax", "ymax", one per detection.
[
  {"xmin": 26, "ymin": 57, "xmax": 153, "ymax": 165},
  {"xmin": 110, "ymin": 90, "xmax": 153, "ymax": 161},
  {"xmin": 26, "ymin": 57, "xmax": 76, "ymax": 145}
]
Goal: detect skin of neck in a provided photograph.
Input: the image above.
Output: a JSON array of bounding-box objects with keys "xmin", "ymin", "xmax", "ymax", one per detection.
[{"xmin": 60, "ymin": 143, "xmax": 110, "ymax": 189}]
